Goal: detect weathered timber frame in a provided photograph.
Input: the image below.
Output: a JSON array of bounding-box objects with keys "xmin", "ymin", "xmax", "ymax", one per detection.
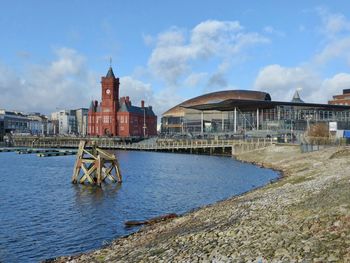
[{"xmin": 72, "ymin": 141, "xmax": 122, "ymax": 186}]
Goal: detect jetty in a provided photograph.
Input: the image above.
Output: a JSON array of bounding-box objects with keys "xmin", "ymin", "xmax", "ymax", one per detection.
[{"xmin": 0, "ymin": 147, "xmax": 77, "ymax": 157}]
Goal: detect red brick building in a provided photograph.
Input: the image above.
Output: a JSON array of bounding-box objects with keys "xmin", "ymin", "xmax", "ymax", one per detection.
[
  {"xmin": 88, "ymin": 67, "xmax": 157, "ymax": 137},
  {"xmin": 329, "ymin": 89, "xmax": 350, "ymax": 106}
]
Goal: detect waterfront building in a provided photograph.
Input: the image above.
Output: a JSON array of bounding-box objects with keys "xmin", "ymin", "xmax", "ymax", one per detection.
[
  {"xmin": 161, "ymin": 90, "xmax": 350, "ymax": 137},
  {"xmin": 28, "ymin": 113, "xmax": 49, "ymax": 135},
  {"xmin": 328, "ymin": 89, "xmax": 350, "ymax": 106},
  {"xmin": 0, "ymin": 109, "xmax": 30, "ymax": 135},
  {"xmin": 50, "ymin": 108, "xmax": 87, "ymax": 136},
  {"xmin": 88, "ymin": 67, "xmax": 157, "ymax": 137},
  {"xmin": 0, "ymin": 110, "xmax": 55, "ymax": 138},
  {"xmin": 50, "ymin": 110, "xmax": 77, "ymax": 135}
]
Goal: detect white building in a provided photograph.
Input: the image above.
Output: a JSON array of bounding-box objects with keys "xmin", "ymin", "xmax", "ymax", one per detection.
[
  {"xmin": 50, "ymin": 108, "xmax": 88, "ymax": 136},
  {"xmin": 75, "ymin": 108, "xmax": 88, "ymax": 136},
  {"xmin": 51, "ymin": 110, "xmax": 75, "ymax": 135}
]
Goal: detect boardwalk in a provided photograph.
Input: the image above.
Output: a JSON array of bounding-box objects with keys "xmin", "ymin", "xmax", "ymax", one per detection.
[{"xmin": 11, "ymin": 137, "xmax": 273, "ymax": 156}]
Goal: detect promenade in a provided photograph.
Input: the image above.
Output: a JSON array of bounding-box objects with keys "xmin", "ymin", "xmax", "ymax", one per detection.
[
  {"xmin": 11, "ymin": 136, "xmax": 273, "ymax": 156},
  {"xmin": 54, "ymin": 144, "xmax": 350, "ymax": 262}
]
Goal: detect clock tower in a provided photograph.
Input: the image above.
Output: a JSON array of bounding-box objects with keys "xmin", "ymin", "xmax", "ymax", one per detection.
[{"xmin": 100, "ymin": 66, "xmax": 120, "ymax": 135}]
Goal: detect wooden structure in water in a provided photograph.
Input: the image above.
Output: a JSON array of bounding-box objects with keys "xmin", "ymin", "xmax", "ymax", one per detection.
[{"xmin": 72, "ymin": 141, "xmax": 122, "ymax": 186}]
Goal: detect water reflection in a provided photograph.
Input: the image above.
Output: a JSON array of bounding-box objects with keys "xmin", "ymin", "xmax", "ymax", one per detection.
[{"xmin": 73, "ymin": 183, "xmax": 122, "ymax": 205}]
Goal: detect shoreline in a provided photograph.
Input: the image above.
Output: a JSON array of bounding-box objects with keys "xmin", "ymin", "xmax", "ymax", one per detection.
[{"xmin": 53, "ymin": 145, "xmax": 350, "ymax": 262}]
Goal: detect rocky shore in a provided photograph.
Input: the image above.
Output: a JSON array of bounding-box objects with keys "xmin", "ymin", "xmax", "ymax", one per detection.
[{"xmin": 54, "ymin": 145, "xmax": 350, "ymax": 262}]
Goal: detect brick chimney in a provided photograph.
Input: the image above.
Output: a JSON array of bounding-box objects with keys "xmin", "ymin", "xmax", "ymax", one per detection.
[{"xmin": 141, "ymin": 100, "xmax": 145, "ymax": 108}]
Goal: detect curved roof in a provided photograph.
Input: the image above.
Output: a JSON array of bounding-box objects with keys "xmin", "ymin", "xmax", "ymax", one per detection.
[{"xmin": 163, "ymin": 90, "xmax": 271, "ymax": 117}]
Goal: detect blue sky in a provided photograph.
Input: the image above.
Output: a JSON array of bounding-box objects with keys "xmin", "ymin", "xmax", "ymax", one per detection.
[{"xmin": 1, "ymin": 0, "xmax": 350, "ymax": 116}]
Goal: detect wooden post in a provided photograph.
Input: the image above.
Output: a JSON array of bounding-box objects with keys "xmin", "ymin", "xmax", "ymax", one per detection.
[{"xmin": 72, "ymin": 140, "xmax": 122, "ymax": 186}]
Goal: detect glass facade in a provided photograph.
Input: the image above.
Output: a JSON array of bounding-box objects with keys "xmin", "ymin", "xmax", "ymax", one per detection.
[{"xmin": 161, "ymin": 104, "xmax": 350, "ymax": 137}]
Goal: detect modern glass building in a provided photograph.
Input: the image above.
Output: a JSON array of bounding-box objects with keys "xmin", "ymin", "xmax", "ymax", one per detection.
[{"xmin": 161, "ymin": 90, "xmax": 350, "ymax": 137}]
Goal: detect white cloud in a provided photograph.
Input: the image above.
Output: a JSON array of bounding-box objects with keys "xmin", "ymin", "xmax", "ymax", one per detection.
[
  {"xmin": 184, "ymin": 72, "xmax": 207, "ymax": 87},
  {"xmin": 254, "ymin": 64, "xmax": 321, "ymax": 102},
  {"xmin": 119, "ymin": 76, "xmax": 153, "ymax": 107},
  {"xmin": 321, "ymin": 73, "xmax": 350, "ymax": 99},
  {"xmin": 0, "ymin": 47, "xmax": 169, "ymax": 117},
  {"xmin": 312, "ymin": 8, "xmax": 350, "ymax": 67},
  {"xmin": 119, "ymin": 76, "xmax": 183, "ymax": 117},
  {"xmin": 253, "ymin": 9, "xmax": 350, "ymax": 105},
  {"xmin": 0, "ymin": 48, "xmax": 98, "ymax": 113},
  {"xmin": 254, "ymin": 64, "xmax": 350, "ymax": 104},
  {"xmin": 205, "ymin": 61, "xmax": 232, "ymax": 92},
  {"xmin": 314, "ymin": 37, "xmax": 350, "ymax": 66},
  {"xmin": 317, "ymin": 7, "xmax": 350, "ymax": 37},
  {"xmin": 148, "ymin": 20, "xmax": 269, "ymax": 86}
]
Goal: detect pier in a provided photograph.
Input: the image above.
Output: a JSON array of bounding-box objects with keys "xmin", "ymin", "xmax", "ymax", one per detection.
[
  {"xmin": 10, "ymin": 136, "xmax": 274, "ymax": 156},
  {"xmin": 0, "ymin": 147, "xmax": 77, "ymax": 157}
]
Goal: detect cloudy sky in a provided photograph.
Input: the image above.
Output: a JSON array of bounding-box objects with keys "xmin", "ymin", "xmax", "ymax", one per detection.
[{"xmin": 1, "ymin": 0, "xmax": 350, "ymax": 116}]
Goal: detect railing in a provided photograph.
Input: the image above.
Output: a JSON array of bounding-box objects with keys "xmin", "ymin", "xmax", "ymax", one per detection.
[
  {"xmin": 300, "ymin": 137, "xmax": 349, "ymax": 153},
  {"xmin": 11, "ymin": 137, "xmax": 274, "ymax": 155}
]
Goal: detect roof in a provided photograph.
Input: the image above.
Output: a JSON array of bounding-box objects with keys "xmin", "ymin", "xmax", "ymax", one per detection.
[
  {"xmin": 119, "ymin": 102, "xmax": 156, "ymax": 116},
  {"xmin": 291, "ymin": 90, "xmax": 304, "ymax": 103},
  {"xmin": 184, "ymin": 98, "xmax": 350, "ymax": 112},
  {"xmin": 106, "ymin": 67, "xmax": 115, "ymax": 78},
  {"xmin": 163, "ymin": 90, "xmax": 271, "ymax": 117}
]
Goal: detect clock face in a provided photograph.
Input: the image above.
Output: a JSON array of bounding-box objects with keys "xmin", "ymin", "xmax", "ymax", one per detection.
[{"xmin": 106, "ymin": 89, "xmax": 111, "ymax": 95}]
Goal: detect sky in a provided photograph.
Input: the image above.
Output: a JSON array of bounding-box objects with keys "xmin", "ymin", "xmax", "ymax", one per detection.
[{"xmin": 1, "ymin": 0, "xmax": 350, "ymax": 117}]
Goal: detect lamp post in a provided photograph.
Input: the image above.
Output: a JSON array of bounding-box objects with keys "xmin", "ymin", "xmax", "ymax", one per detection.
[{"xmin": 143, "ymin": 108, "xmax": 146, "ymax": 138}]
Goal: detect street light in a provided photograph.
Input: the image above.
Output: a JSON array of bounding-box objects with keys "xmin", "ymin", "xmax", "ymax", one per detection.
[{"xmin": 143, "ymin": 108, "xmax": 146, "ymax": 138}]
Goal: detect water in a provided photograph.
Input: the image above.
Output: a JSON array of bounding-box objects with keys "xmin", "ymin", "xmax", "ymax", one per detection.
[{"xmin": 0, "ymin": 151, "xmax": 278, "ymax": 262}]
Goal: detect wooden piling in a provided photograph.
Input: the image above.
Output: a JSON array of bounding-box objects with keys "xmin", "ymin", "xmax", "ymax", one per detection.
[{"xmin": 72, "ymin": 140, "xmax": 122, "ymax": 186}]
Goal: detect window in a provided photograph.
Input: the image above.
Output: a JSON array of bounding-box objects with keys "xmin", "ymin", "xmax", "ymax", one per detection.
[{"xmin": 103, "ymin": 116, "xmax": 109, "ymax": 123}]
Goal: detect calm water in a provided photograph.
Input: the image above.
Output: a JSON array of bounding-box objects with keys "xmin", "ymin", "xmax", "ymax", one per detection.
[{"xmin": 0, "ymin": 151, "xmax": 278, "ymax": 262}]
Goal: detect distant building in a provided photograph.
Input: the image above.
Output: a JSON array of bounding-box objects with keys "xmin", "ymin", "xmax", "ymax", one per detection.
[
  {"xmin": 88, "ymin": 67, "xmax": 157, "ymax": 137},
  {"xmin": 0, "ymin": 109, "xmax": 30, "ymax": 135},
  {"xmin": 50, "ymin": 108, "xmax": 88, "ymax": 136},
  {"xmin": 75, "ymin": 108, "xmax": 88, "ymax": 136},
  {"xmin": 28, "ymin": 113, "xmax": 49, "ymax": 135},
  {"xmin": 0, "ymin": 110, "xmax": 56, "ymax": 138},
  {"xmin": 51, "ymin": 110, "xmax": 76, "ymax": 135},
  {"xmin": 328, "ymin": 89, "xmax": 350, "ymax": 105}
]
